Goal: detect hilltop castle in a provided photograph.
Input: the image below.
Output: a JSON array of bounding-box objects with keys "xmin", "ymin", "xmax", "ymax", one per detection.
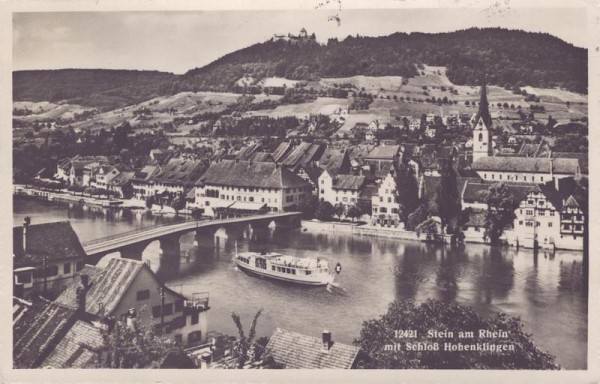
[{"xmin": 273, "ymin": 28, "xmax": 316, "ymax": 44}]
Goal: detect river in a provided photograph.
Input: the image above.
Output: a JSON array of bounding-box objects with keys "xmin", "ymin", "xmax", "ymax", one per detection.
[{"xmin": 13, "ymin": 198, "xmax": 588, "ymax": 369}]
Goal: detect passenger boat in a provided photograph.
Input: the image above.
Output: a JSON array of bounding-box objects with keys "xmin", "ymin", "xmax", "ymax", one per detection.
[{"xmin": 234, "ymin": 244, "xmax": 339, "ymax": 286}]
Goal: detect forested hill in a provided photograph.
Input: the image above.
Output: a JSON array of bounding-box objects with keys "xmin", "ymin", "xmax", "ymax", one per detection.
[
  {"xmin": 13, "ymin": 28, "xmax": 587, "ymax": 110},
  {"xmin": 13, "ymin": 69, "xmax": 177, "ymax": 110},
  {"xmin": 183, "ymin": 28, "xmax": 587, "ymax": 93}
]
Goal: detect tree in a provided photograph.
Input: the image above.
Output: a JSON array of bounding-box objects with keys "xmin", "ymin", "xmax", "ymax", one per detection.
[
  {"xmin": 396, "ymin": 161, "xmax": 420, "ymax": 222},
  {"xmin": 231, "ymin": 309, "xmax": 263, "ymax": 369},
  {"xmin": 436, "ymin": 159, "xmax": 461, "ymax": 232},
  {"xmin": 298, "ymin": 195, "xmax": 319, "ymax": 219},
  {"xmin": 121, "ymin": 182, "xmax": 134, "ymax": 199},
  {"xmin": 93, "ymin": 318, "xmax": 180, "ymax": 368},
  {"xmin": 170, "ymin": 196, "xmax": 186, "ymax": 213},
  {"xmin": 334, "ymin": 203, "xmax": 346, "ymax": 221},
  {"xmin": 406, "ymin": 203, "xmax": 429, "ymax": 231},
  {"xmin": 315, "ymin": 201, "xmax": 335, "ymax": 221},
  {"xmin": 145, "ymin": 195, "xmax": 155, "ymax": 209},
  {"xmin": 346, "ymin": 205, "xmax": 361, "ymax": 222},
  {"xmin": 481, "ymin": 183, "xmax": 517, "ymax": 244},
  {"xmin": 354, "ymin": 300, "xmax": 558, "ymax": 369},
  {"xmin": 416, "ymin": 217, "xmax": 441, "ymax": 242}
]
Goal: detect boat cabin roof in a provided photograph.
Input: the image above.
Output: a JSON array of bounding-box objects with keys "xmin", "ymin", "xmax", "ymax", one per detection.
[{"xmin": 238, "ymin": 252, "xmax": 329, "ymax": 269}]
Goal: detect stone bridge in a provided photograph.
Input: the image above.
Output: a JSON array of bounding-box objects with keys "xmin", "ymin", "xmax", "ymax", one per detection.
[{"xmin": 82, "ymin": 212, "xmax": 301, "ymax": 265}]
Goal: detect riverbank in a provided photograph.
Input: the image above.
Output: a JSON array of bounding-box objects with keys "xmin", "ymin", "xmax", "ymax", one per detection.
[{"xmin": 301, "ymin": 219, "xmax": 442, "ymax": 243}]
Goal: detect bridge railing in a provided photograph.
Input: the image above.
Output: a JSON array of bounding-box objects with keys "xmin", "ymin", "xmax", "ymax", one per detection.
[{"xmin": 82, "ymin": 219, "xmax": 197, "ymax": 247}]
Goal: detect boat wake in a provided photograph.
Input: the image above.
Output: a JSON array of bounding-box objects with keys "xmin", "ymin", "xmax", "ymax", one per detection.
[{"xmin": 326, "ymin": 281, "xmax": 347, "ymax": 295}]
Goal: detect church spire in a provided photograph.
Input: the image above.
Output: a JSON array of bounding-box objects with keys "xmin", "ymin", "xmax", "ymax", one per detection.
[{"xmin": 473, "ymin": 72, "xmax": 492, "ymax": 129}]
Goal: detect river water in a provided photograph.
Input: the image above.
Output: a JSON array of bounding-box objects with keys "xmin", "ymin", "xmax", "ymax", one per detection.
[{"xmin": 13, "ymin": 199, "xmax": 588, "ymax": 369}]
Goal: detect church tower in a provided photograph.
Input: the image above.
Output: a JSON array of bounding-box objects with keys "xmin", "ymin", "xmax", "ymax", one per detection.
[{"xmin": 472, "ymin": 75, "xmax": 493, "ymax": 162}]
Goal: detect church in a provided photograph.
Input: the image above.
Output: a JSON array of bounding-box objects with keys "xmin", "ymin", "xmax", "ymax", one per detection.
[{"xmin": 470, "ymin": 78, "xmax": 581, "ymax": 184}]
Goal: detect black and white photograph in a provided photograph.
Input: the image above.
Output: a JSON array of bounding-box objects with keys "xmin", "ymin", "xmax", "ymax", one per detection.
[{"xmin": 4, "ymin": 0, "xmax": 597, "ymax": 380}]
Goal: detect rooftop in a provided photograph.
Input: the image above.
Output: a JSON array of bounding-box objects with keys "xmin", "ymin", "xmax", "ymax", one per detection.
[
  {"xmin": 263, "ymin": 328, "xmax": 360, "ymax": 369},
  {"xmin": 472, "ymin": 156, "xmax": 580, "ymax": 174}
]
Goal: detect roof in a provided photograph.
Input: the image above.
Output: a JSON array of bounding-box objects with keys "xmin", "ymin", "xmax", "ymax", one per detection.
[
  {"xmin": 552, "ymin": 152, "xmax": 588, "ymax": 174},
  {"xmin": 472, "ymin": 79, "xmax": 492, "ymax": 129},
  {"xmin": 235, "ymin": 144, "xmax": 262, "ymax": 160},
  {"xmin": 41, "ymin": 320, "xmax": 104, "ymax": 368},
  {"xmin": 56, "ymin": 259, "xmax": 185, "ymax": 316},
  {"xmin": 196, "ymin": 160, "xmax": 310, "ymax": 189},
  {"xmin": 132, "ymin": 165, "xmax": 160, "ymax": 182},
  {"xmin": 331, "ymin": 174, "xmax": 366, "ymax": 191},
  {"xmin": 263, "ymin": 328, "xmax": 360, "ymax": 369},
  {"xmin": 249, "ymin": 152, "xmax": 274, "ymax": 162},
  {"xmin": 461, "ymin": 180, "xmax": 536, "ymax": 204},
  {"xmin": 272, "ymin": 142, "xmax": 294, "ymax": 162},
  {"xmin": 365, "ymin": 145, "xmax": 401, "ymax": 160},
  {"xmin": 281, "ymin": 142, "xmax": 326, "ymax": 170},
  {"xmin": 564, "ymin": 195, "xmax": 580, "ymax": 208},
  {"xmin": 13, "ymin": 221, "xmax": 87, "ymax": 269},
  {"xmin": 108, "ymin": 171, "xmax": 135, "ymax": 186},
  {"xmin": 13, "ymin": 298, "xmax": 78, "ymax": 368},
  {"xmin": 151, "ymin": 159, "xmax": 206, "ymax": 186},
  {"xmin": 318, "ymin": 148, "xmax": 350, "ymax": 174},
  {"xmin": 472, "ymin": 157, "xmax": 580, "ymax": 175}
]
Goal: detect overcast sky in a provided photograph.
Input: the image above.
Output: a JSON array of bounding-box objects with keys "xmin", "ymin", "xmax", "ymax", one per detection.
[{"xmin": 13, "ymin": 6, "xmax": 588, "ymax": 74}]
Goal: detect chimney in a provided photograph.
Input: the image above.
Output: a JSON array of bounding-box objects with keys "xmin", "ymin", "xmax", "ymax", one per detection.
[
  {"xmin": 22, "ymin": 216, "xmax": 31, "ymax": 253},
  {"xmin": 76, "ymin": 274, "xmax": 91, "ymax": 313},
  {"xmin": 321, "ymin": 330, "xmax": 332, "ymax": 352}
]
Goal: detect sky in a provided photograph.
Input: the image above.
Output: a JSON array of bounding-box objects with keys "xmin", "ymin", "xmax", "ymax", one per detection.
[{"xmin": 13, "ymin": 5, "xmax": 588, "ymax": 74}]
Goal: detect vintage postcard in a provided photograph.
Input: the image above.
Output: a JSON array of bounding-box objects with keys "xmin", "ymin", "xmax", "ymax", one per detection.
[{"xmin": 2, "ymin": 0, "xmax": 598, "ymax": 382}]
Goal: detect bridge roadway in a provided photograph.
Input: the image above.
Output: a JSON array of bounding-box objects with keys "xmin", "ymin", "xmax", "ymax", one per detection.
[{"xmin": 82, "ymin": 212, "xmax": 301, "ymax": 259}]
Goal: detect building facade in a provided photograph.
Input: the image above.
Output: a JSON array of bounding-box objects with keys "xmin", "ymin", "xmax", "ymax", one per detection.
[{"xmin": 371, "ymin": 169, "xmax": 401, "ymax": 227}]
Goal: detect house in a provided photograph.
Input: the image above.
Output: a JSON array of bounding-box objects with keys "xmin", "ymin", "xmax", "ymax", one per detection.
[
  {"xmin": 68, "ymin": 156, "xmax": 109, "ymax": 186},
  {"xmin": 516, "ymin": 140, "xmax": 551, "ymax": 158},
  {"xmin": 280, "ymin": 142, "xmax": 326, "ymax": 172},
  {"xmin": 424, "ymin": 126, "xmax": 437, "ymax": 138},
  {"xmin": 149, "ymin": 158, "xmax": 207, "ymax": 202},
  {"xmin": 149, "ymin": 148, "xmax": 176, "ymax": 165},
  {"xmin": 317, "ymin": 148, "xmax": 351, "ymax": 175},
  {"xmin": 426, "ymin": 112, "xmax": 436, "ymax": 123},
  {"xmin": 107, "ymin": 171, "xmax": 135, "ymax": 198},
  {"xmin": 56, "ymin": 258, "xmax": 210, "ymax": 347},
  {"xmin": 318, "ymin": 170, "xmax": 366, "ymax": 208},
  {"xmin": 93, "ymin": 165, "xmax": 121, "ymax": 190},
  {"xmin": 506, "ymin": 178, "xmax": 585, "ymax": 250},
  {"xmin": 408, "ymin": 119, "xmax": 421, "ymax": 131},
  {"xmin": 371, "ymin": 167, "xmax": 402, "ymax": 227},
  {"xmin": 472, "ymin": 157, "xmax": 580, "ymax": 184},
  {"xmin": 462, "ymin": 210, "xmax": 488, "ymax": 243},
  {"xmin": 131, "ymin": 165, "xmax": 161, "ymax": 199},
  {"xmin": 363, "ymin": 145, "xmax": 402, "ymax": 180},
  {"xmin": 13, "ymin": 219, "xmax": 88, "ymax": 300},
  {"xmin": 55, "ymin": 158, "xmax": 71, "ymax": 182},
  {"xmin": 367, "ymin": 120, "xmax": 381, "ymax": 131},
  {"xmin": 262, "ymin": 328, "xmax": 360, "ymax": 369},
  {"xmin": 194, "ymin": 160, "xmax": 312, "ymax": 217}
]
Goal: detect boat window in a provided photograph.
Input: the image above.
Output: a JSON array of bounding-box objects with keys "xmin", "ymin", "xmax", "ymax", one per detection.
[
  {"xmin": 306, "ymin": 270, "xmax": 311, "ymax": 275},
  {"xmin": 286, "ymin": 268, "xmax": 291, "ymax": 274},
  {"xmin": 292, "ymin": 269, "xmax": 296, "ymax": 275},
  {"xmin": 272, "ymin": 266, "xmax": 276, "ymax": 271}
]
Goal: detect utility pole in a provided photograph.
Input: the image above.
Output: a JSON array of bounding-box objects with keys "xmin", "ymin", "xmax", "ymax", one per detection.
[{"xmin": 159, "ymin": 287, "xmax": 166, "ymax": 333}]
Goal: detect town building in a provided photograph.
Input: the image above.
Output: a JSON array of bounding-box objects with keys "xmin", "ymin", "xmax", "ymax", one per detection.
[
  {"xmin": 68, "ymin": 156, "xmax": 109, "ymax": 186},
  {"xmin": 56, "ymin": 258, "xmax": 211, "ymax": 347},
  {"xmin": 13, "ymin": 218, "xmax": 87, "ymax": 300},
  {"xmin": 318, "ymin": 170, "xmax": 366, "ymax": 208},
  {"xmin": 471, "ymin": 157, "xmax": 580, "ymax": 184},
  {"xmin": 371, "ymin": 167, "xmax": 401, "ymax": 227},
  {"xmin": 194, "ymin": 160, "xmax": 312, "ymax": 217},
  {"xmin": 131, "ymin": 164, "xmax": 161, "ymax": 199},
  {"xmin": 149, "ymin": 158, "xmax": 206, "ymax": 202}
]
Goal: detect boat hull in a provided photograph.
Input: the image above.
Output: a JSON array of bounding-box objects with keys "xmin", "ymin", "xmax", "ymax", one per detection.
[{"xmin": 235, "ymin": 259, "xmax": 331, "ymax": 286}]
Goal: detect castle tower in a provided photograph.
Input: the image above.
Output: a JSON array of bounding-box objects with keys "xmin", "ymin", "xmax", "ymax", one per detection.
[{"xmin": 472, "ymin": 74, "xmax": 493, "ymax": 162}]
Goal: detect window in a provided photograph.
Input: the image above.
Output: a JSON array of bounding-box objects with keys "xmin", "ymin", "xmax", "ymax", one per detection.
[
  {"xmin": 550, "ymin": 211, "xmax": 555, "ymax": 217},
  {"xmin": 272, "ymin": 266, "xmax": 276, "ymax": 271},
  {"xmin": 136, "ymin": 290, "xmax": 150, "ymax": 301},
  {"xmin": 388, "ymin": 197, "xmax": 392, "ymax": 203},
  {"xmin": 175, "ymin": 300, "xmax": 184, "ymax": 312},
  {"xmin": 539, "ymin": 210, "xmax": 545, "ymax": 216},
  {"xmin": 191, "ymin": 311, "xmax": 199, "ymax": 325},
  {"xmin": 499, "ymin": 174, "xmax": 503, "ymax": 180},
  {"xmin": 548, "ymin": 222, "xmax": 553, "ymax": 227},
  {"xmin": 152, "ymin": 305, "xmax": 162, "ymax": 318},
  {"xmin": 163, "ymin": 303, "xmax": 173, "ymax": 316},
  {"xmin": 63, "ymin": 263, "xmax": 71, "ymax": 274},
  {"xmin": 519, "ymin": 220, "xmax": 523, "ymax": 225},
  {"xmin": 249, "ymin": 197, "xmax": 254, "ymax": 202},
  {"xmin": 174, "ymin": 334, "xmax": 183, "ymax": 345},
  {"xmin": 188, "ymin": 330, "xmax": 202, "ymax": 344}
]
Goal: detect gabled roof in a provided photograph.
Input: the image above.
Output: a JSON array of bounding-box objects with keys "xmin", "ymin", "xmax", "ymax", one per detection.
[
  {"xmin": 249, "ymin": 152, "xmax": 274, "ymax": 163},
  {"xmin": 195, "ymin": 160, "xmax": 310, "ymax": 189},
  {"xmin": 13, "ymin": 298, "xmax": 78, "ymax": 368},
  {"xmin": 564, "ymin": 195, "xmax": 580, "ymax": 208},
  {"xmin": 272, "ymin": 142, "xmax": 294, "ymax": 163},
  {"xmin": 318, "ymin": 148, "xmax": 350, "ymax": 174},
  {"xmin": 472, "ymin": 157, "xmax": 579, "ymax": 175},
  {"xmin": 235, "ymin": 144, "xmax": 262, "ymax": 161},
  {"xmin": 461, "ymin": 180, "xmax": 536, "ymax": 205},
  {"xmin": 331, "ymin": 174, "xmax": 366, "ymax": 191},
  {"xmin": 131, "ymin": 165, "xmax": 160, "ymax": 182},
  {"xmin": 108, "ymin": 171, "xmax": 135, "ymax": 186},
  {"xmin": 151, "ymin": 159, "xmax": 206, "ymax": 186},
  {"xmin": 41, "ymin": 320, "xmax": 104, "ymax": 368},
  {"xmin": 263, "ymin": 328, "xmax": 360, "ymax": 369},
  {"xmin": 281, "ymin": 142, "xmax": 326, "ymax": 170},
  {"xmin": 365, "ymin": 145, "xmax": 401, "ymax": 160},
  {"xmin": 13, "ymin": 221, "xmax": 87, "ymax": 268}
]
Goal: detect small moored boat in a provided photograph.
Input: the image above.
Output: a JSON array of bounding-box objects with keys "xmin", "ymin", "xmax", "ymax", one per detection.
[{"xmin": 234, "ymin": 245, "xmax": 338, "ymax": 286}]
